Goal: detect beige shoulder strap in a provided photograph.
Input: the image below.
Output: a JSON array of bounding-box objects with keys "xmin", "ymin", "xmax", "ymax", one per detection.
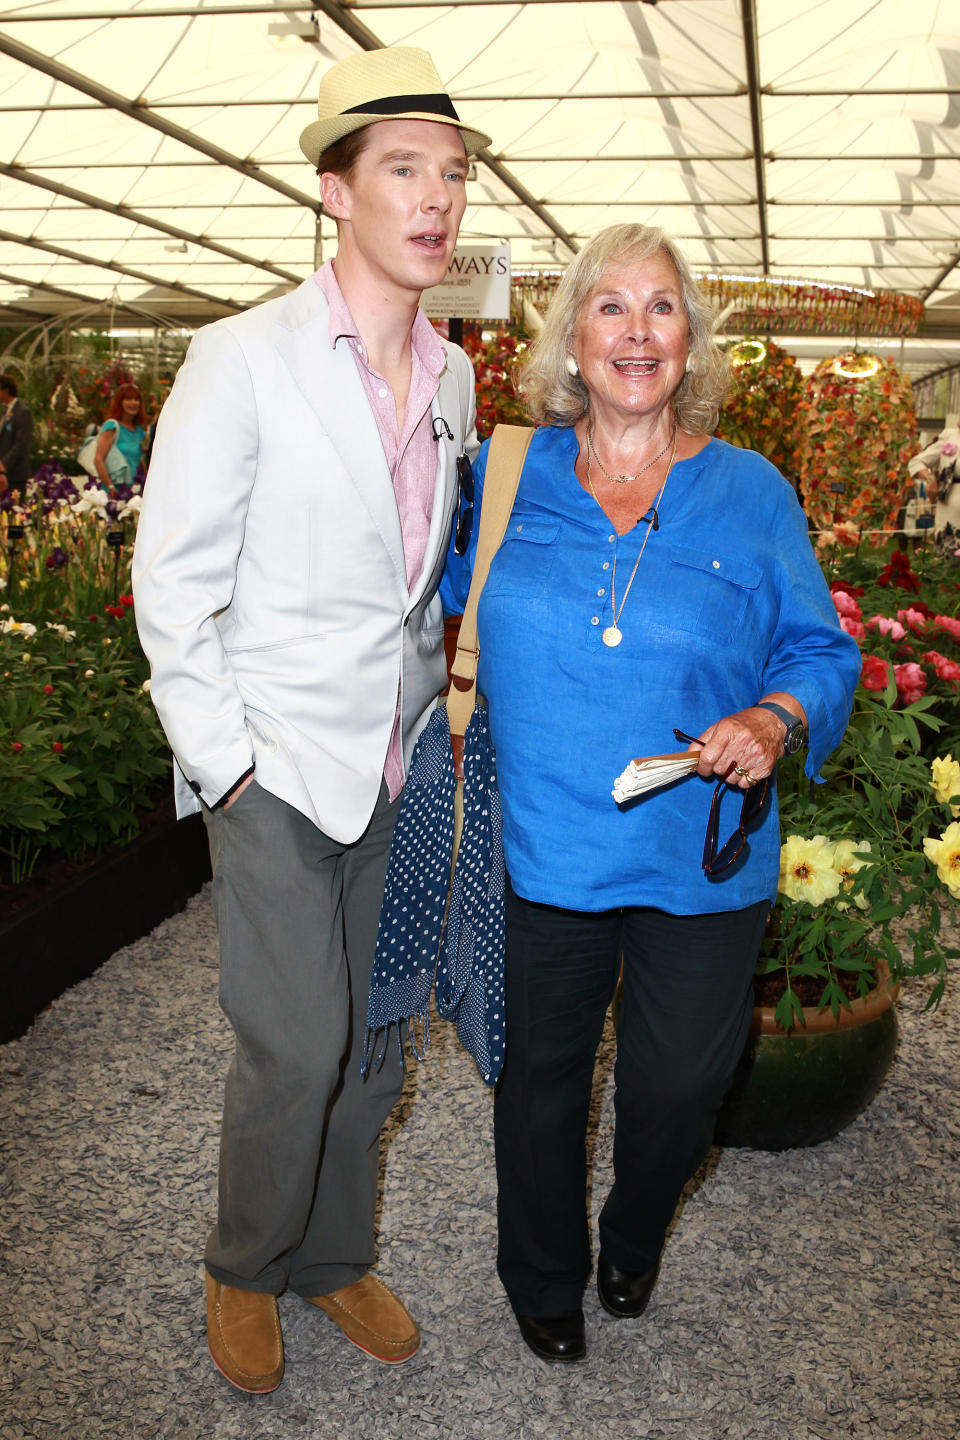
[{"xmin": 446, "ymin": 424, "xmax": 534, "ymax": 753}]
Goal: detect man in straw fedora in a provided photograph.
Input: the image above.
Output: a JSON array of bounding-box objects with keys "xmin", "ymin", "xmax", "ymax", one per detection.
[{"xmin": 133, "ymin": 45, "xmax": 488, "ymax": 1392}]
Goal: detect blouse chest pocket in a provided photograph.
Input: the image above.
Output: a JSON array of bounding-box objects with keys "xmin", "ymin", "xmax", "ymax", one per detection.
[
  {"xmin": 485, "ymin": 515, "xmax": 561, "ymax": 598},
  {"xmin": 664, "ymin": 545, "xmax": 762, "ymax": 644}
]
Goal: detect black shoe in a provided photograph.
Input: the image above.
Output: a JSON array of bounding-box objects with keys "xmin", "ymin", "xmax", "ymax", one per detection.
[
  {"xmin": 514, "ymin": 1309, "xmax": 586, "ymax": 1363},
  {"xmin": 596, "ymin": 1254, "xmax": 660, "ymax": 1319}
]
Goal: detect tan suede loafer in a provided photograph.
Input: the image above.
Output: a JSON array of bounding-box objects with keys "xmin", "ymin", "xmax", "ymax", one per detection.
[
  {"xmin": 305, "ymin": 1273, "xmax": 420, "ymax": 1364},
  {"xmin": 205, "ymin": 1272, "xmax": 284, "ymax": 1393}
]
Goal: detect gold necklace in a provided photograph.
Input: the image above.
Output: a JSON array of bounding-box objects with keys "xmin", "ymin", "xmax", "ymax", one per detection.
[
  {"xmin": 586, "ymin": 425, "xmax": 674, "ymax": 486},
  {"xmin": 585, "ymin": 426, "xmax": 678, "ymax": 649}
]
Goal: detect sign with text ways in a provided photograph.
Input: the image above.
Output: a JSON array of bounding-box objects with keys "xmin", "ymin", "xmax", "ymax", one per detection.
[{"xmin": 422, "ymin": 245, "xmax": 511, "ymax": 321}]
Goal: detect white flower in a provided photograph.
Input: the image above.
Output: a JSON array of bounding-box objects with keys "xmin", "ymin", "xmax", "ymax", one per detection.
[
  {"xmin": 84, "ymin": 668, "xmax": 95, "ymax": 677},
  {"xmin": 1, "ymin": 618, "xmax": 37, "ymax": 637},
  {"xmin": 72, "ymin": 491, "xmax": 109, "ymax": 516},
  {"xmin": 141, "ymin": 677, "xmax": 151, "ymax": 693},
  {"xmin": 44, "ymin": 622, "xmax": 76, "ymax": 641},
  {"xmin": 118, "ymin": 496, "xmax": 143, "ymax": 518}
]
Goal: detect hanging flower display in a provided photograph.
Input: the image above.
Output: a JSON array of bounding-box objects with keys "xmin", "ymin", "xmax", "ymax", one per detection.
[
  {"xmin": 462, "ymin": 326, "xmax": 532, "ymax": 440},
  {"xmin": 716, "ymin": 337, "xmax": 805, "ymax": 478},
  {"xmin": 792, "ymin": 351, "xmax": 918, "ymax": 534}
]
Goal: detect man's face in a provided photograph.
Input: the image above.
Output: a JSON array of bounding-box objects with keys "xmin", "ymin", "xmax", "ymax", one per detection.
[{"xmin": 322, "ymin": 118, "xmax": 468, "ymax": 300}]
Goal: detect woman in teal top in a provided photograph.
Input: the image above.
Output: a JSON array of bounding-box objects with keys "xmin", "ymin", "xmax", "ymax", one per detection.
[
  {"xmin": 93, "ymin": 384, "xmax": 147, "ymax": 489},
  {"xmin": 441, "ymin": 224, "xmax": 860, "ymax": 1365}
]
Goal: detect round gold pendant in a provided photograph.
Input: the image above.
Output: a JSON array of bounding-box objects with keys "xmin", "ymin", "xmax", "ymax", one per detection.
[{"xmin": 602, "ymin": 625, "xmax": 623, "ymax": 648}]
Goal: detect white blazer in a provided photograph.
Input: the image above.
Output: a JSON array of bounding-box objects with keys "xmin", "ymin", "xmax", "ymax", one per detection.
[{"xmin": 132, "ymin": 277, "xmax": 478, "ymax": 844}]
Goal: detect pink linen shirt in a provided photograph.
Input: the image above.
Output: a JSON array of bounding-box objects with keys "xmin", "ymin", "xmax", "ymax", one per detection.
[{"xmin": 314, "ymin": 261, "xmax": 447, "ymax": 800}]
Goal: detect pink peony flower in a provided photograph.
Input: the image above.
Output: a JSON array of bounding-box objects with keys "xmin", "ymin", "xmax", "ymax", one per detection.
[
  {"xmin": 940, "ymin": 441, "xmax": 957, "ymax": 457},
  {"xmin": 933, "ymin": 614, "xmax": 960, "ymax": 642},
  {"xmin": 896, "ymin": 607, "xmax": 928, "ymax": 635},
  {"xmin": 866, "ymin": 615, "xmax": 906, "ymax": 640},
  {"xmin": 894, "ymin": 661, "xmax": 927, "ymax": 705},
  {"xmin": 839, "ymin": 616, "xmax": 866, "ymax": 639},
  {"xmin": 832, "ymin": 590, "xmax": 863, "ymax": 621}
]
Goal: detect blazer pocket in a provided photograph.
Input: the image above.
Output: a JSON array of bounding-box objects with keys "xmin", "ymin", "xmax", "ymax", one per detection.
[{"xmin": 223, "ymin": 632, "xmax": 327, "ymax": 655}]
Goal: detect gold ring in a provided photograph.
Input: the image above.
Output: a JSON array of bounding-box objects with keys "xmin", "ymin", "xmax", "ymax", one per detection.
[{"xmin": 735, "ymin": 764, "xmax": 755, "ymax": 784}]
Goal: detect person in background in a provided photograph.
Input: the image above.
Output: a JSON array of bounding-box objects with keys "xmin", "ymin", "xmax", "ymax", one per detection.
[
  {"xmin": 133, "ymin": 46, "xmax": 485, "ymax": 1395},
  {"xmin": 93, "ymin": 383, "xmax": 147, "ymax": 489},
  {"xmin": 442, "ymin": 222, "xmax": 861, "ymax": 1364},
  {"xmin": 0, "ymin": 374, "xmax": 33, "ymax": 491}
]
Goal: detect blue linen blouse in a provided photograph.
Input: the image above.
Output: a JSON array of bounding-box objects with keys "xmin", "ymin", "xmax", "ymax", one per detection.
[{"xmin": 440, "ymin": 426, "xmax": 861, "ymax": 916}]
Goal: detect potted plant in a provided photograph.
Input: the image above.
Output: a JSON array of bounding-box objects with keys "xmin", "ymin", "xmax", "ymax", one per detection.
[{"xmin": 717, "ymin": 545, "xmax": 960, "ymax": 1149}]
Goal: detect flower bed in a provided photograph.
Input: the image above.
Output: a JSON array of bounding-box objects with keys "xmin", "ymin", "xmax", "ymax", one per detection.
[
  {"xmin": 1, "ymin": 463, "xmax": 168, "ymax": 888},
  {"xmin": 762, "ymin": 542, "xmax": 960, "ymax": 1030}
]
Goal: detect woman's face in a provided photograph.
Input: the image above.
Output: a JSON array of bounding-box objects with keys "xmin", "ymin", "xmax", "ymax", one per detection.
[
  {"xmin": 571, "ymin": 252, "xmax": 690, "ymax": 426},
  {"xmin": 121, "ymin": 391, "xmax": 141, "ymax": 420}
]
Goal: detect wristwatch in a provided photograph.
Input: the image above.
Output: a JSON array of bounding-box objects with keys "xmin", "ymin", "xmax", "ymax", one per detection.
[{"xmin": 757, "ymin": 701, "xmax": 807, "ymax": 755}]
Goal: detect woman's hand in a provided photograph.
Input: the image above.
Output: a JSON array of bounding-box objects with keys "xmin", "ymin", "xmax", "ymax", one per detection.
[{"xmin": 683, "ymin": 696, "xmax": 806, "ymax": 789}]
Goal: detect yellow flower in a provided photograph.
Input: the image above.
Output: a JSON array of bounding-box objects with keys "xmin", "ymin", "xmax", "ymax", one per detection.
[
  {"xmin": 931, "ymin": 755, "xmax": 960, "ymax": 816},
  {"xmin": 779, "ymin": 835, "xmax": 843, "ymax": 905},
  {"xmin": 833, "ymin": 838, "xmax": 872, "ymax": 910},
  {"xmin": 923, "ymin": 821, "xmax": 960, "ymax": 899}
]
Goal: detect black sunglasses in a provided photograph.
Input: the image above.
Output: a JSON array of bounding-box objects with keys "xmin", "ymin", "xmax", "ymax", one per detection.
[
  {"xmin": 453, "ymin": 451, "xmax": 474, "ymax": 556},
  {"xmin": 672, "ymin": 728, "xmax": 769, "ymax": 875}
]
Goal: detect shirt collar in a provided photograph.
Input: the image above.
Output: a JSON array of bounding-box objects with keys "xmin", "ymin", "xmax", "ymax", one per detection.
[{"xmin": 313, "ymin": 259, "xmax": 446, "ymax": 379}]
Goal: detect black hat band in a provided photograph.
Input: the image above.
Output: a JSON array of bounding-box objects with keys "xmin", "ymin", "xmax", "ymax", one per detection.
[{"xmin": 342, "ymin": 92, "xmax": 461, "ymax": 123}]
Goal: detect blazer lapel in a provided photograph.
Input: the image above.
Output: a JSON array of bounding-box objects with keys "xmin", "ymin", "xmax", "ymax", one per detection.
[
  {"xmin": 407, "ymin": 357, "xmax": 461, "ymax": 611},
  {"xmin": 274, "ymin": 281, "xmax": 407, "ymax": 591}
]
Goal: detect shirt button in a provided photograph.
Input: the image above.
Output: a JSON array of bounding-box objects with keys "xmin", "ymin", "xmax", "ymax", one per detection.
[
  {"xmin": 590, "ymin": 616, "xmax": 599, "ymax": 625},
  {"xmin": 378, "ymin": 387, "xmax": 388, "ymax": 399},
  {"xmin": 608, "ymin": 534, "xmax": 616, "ymax": 543},
  {"xmin": 713, "ymin": 560, "xmax": 720, "ymax": 569},
  {"xmin": 516, "ymin": 523, "xmax": 523, "ymax": 532},
  {"xmin": 597, "ymin": 588, "xmax": 605, "ymax": 597},
  {"xmin": 602, "ymin": 561, "xmax": 610, "ymax": 571}
]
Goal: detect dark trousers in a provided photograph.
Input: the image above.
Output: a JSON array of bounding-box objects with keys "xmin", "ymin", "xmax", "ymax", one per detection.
[
  {"xmin": 202, "ymin": 780, "xmax": 403, "ymax": 1297},
  {"xmin": 494, "ymin": 882, "xmax": 769, "ymax": 1315}
]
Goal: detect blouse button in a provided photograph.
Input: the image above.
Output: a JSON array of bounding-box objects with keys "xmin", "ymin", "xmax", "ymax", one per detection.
[
  {"xmin": 602, "ymin": 561, "xmax": 610, "ymax": 570},
  {"xmin": 608, "ymin": 534, "xmax": 616, "ymax": 543},
  {"xmin": 516, "ymin": 523, "xmax": 523, "ymax": 532},
  {"xmin": 590, "ymin": 616, "xmax": 599, "ymax": 626},
  {"xmin": 597, "ymin": 588, "xmax": 605, "ymax": 597},
  {"xmin": 712, "ymin": 560, "xmax": 720, "ymax": 569}
]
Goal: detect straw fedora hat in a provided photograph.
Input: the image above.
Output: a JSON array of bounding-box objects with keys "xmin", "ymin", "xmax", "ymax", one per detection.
[{"xmin": 299, "ymin": 46, "xmax": 491, "ymax": 166}]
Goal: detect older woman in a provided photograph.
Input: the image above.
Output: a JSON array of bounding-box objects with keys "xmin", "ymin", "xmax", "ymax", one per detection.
[
  {"xmin": 93, "ymin": 383, "xmax": 147, "ymax": 490},
  {"xmin": 441, "ymin": 224, "xmax": 860, "ymax": 1363}
]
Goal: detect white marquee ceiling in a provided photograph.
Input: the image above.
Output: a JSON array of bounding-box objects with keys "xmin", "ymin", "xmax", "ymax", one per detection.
[{"xmin": 0, "ymin": 0, "xmax": 959, "ymax": 354}]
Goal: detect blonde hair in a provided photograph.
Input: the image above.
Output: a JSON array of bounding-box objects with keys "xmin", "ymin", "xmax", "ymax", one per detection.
[{"xmin": 520, "ymin": 223, "xmax": 729, "ymax": 434}]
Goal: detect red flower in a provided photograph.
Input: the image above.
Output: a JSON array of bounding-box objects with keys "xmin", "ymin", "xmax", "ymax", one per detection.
[
  {"xmin": 43, "ymin": 684, "xmax": 54, "ymax": 695},
  {"xmin": 877, "ymin": 551, "xmax": 920, "ymax": 592},
  {"xmin": 893, "ymin": 662, "xmax": 927, "ymax": 705},
  {"xmin": 860, "ymin": 655, "xmax": 890, "ymax": 691},
  {"xmin": 830, "ymin": 579, "xmax": 864, "ymax": 598},
  {"xmin": 119, "ymin": 593, "xmax": 135, "ymax": 607},
  {"xmin": 922, "ymin": 650, "xmax": 960, "ymax": 687},
  {"xmin": 51, "ymin": 741, "xmax": 64, "ymax": 754},
  {"xmin": 11, "ymin": 741, "xmax": 23, "ymax": 752}
]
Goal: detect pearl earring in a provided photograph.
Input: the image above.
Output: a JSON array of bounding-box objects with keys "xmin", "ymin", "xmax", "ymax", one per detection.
[{"xmin": 565, "ymin": 354, "xmax": 579, "ymax": 377}]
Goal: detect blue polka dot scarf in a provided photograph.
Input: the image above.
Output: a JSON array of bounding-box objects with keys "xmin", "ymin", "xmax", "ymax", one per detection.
[{"xmin": 363, "ymin": 700, "xmax": 506, "ymax": 1086}]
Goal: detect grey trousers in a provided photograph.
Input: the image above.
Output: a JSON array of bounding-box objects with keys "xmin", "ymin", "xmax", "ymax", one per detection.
[{"xmin": 201, "ymin": 778, "xmax": 403, "ymax": 1297}]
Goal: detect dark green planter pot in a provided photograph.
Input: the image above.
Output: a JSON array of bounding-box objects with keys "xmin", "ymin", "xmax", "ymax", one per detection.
[{"xmin": 714, "ymin": 977, "xmax": 899, "ymax": 1151}]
